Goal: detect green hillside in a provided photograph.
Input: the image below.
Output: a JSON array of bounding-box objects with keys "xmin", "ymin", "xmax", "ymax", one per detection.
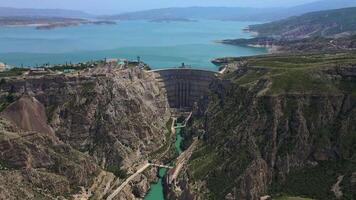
[{"xmin": 249, "ymin": 7, "xmax": 356, "ymax": 39}]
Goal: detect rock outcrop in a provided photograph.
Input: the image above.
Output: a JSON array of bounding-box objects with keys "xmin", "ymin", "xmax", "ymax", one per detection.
[{"xmin": 0, "ymin": 65, "xmax": 171, "ymax": 199}]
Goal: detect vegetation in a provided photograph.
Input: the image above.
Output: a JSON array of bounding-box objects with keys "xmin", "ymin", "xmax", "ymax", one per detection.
[
  {"xmin": 222, "ymin": 35, "xmax": 356, "ymax": 53},
  {"xmin": 187, "ymin": 50, "xmax": 356, "ymax": 199},
  {"xmin": 148, "ymin": 118, "xmax": 175, "ymax": 160},
  {"xmin": 0, "ymin": 161, "xmax": 9, "ymax": 170},
  {"xmin": 106, "ymin": 165, "xmax": 128, "ymax": 179},
  {"xmin": 0, "ymin": 89, "xmax": 18, "ymax": 112},
  {"xmin": 249, "ymin": 7, "xmax": 356, "ymax": 38},
  {"xmin": 46, "ymin": 105, "xmax": 58, "ymax": 123},
  {"xmin": 189, "ymin": 145, "xmax": 218, "ymax": 180},
  {"xmin": 224, "ymin": 51, "xmax": 356, "ymax": 95},
  {"xmin": 0, "ymin": 68, "xmax": 28, "ymax": 78},
  {"xmin": 81, "ymin": 82, "xmax": 96, "ymax": 97},
  {"xmin": 270, "ymin": 160, "xmax": 356, "ymax": 199},
  {"xmin": 51, "ymin": 64, "xmax": 89, "ymax": 72},
  {"xmin": 188, "ymin": 142, "xmax": 255, "ymax": 200}
]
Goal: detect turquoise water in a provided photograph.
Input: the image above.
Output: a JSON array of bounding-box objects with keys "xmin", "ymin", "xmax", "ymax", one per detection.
[
  {"xmin": 175, "ymin": 123, "xmax": 183, "ymax": 154},
  {"xmin": 144, "ymin": 123, "xmax": 183, "ymax": 200},
  {"xmin": 143, "ymin": 167, "xmax": 168, "ymax": 200},
  {"xmin": 0, "ymin": 20, "xmax": 267, "ymax": 70}
]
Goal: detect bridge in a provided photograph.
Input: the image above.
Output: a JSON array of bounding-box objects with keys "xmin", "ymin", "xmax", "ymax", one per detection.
[
  {"xmin": 106, "ymin": 162, "xmax": 173, "ymax": 200},
  {"xmin": 106, "ymin": 112, "xmax": 196, "ymax": 200},
  {"xmin": 150, "ymin": 68, "xmax": 220, "ymax": 110},
  {"xmin": 105, "ymin": 141, "xmax": 197, "ymax": 200}
]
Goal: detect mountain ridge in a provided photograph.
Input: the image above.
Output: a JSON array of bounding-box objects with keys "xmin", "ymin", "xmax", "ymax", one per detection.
[
  {"xmin": 248, "ymin": 6, "xmax": 356, "ymax": 39},
  {"xmin": 102, "ymin": 0, "xmax": 356, "ymax": 21},
  {"xmin": 0, "ymin": 7, "xmax": 93, "ymax": 18}
]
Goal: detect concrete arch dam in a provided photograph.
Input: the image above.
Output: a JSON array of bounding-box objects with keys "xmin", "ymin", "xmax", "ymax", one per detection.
[{"xmin": 151, "ymin": 68, "xmax": 219, "ymax": 110}]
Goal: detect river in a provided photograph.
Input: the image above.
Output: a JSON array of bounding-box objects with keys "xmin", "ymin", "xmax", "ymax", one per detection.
[{"xmin": 143, "ymin": 123, "xmax": 183, "ymax": 200}]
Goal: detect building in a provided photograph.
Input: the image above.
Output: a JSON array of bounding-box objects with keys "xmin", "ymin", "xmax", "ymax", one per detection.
[
  {"xmin": 105, "ymin": 58, "xmax": 119, "ymax": 64},
  {"xmin": 0, "ymin": 62, "xmax": 6, "ymax": 72},
  {"xmin": 28, "ymin": 67, "xmax": 48, "ymax": 76},
  {"xmin": 63, "ymin": 69, "xmax": 75, "ymax": 73}
]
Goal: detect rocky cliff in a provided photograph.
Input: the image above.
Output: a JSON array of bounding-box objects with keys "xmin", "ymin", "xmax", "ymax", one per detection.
[
  {"xmin": 171, "ymin": 52, "xmax": 356, "ymax": 200},
  {"xmin": 0, "ymin": 65, "xmax": 171, "ymax": 199}
]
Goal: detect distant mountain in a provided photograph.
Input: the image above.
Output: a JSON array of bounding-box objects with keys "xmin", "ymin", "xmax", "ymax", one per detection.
[
  {"xmin": 248, "ymin": 7, "xmax": 356, "ymax": 39},
  {"xmin": 101, "ymin": 7, "xmax": 279, "ymax": 21},
  {"xmin": 103, "ymin": 0, "xmax": 356, "ymax": 21},
  {"xmin": 0, "ymin": 7, "xmax": 93, "ymax": 19},
  {"xmin": 291, "ymin": 0, "xmax": 356, "ymax": 14},
  {"xmin": 272, "ymin": 0, "xmax": 356, "ymax": 19}
]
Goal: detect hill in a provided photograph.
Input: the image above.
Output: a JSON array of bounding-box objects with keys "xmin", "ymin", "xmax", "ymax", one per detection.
[
  {"xmin": 102, "ymin": 7, "xmax": 278, "ymax": 21},
  {"xmin": 249, "ymin": 7, "xmax": 356, "ymax": 39},
  {"xmin": 0, "ymin": 7, "xmax": 92, "ymax": 18},
  {"xmin": 103, "ymin": 0, "xmax": 356, "ymax": 22}
]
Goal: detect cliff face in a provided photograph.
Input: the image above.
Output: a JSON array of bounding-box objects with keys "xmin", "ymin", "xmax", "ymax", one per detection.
[
  {"xmin": 0, "ymin": 100, "xmax": 99, "ymax": 199},
  {"xmin": 173, "ymin": 53, "xmax": 356, "ymax": 200},
  {"xmin": 0, "ymin": 66, "xmax": 170, "ymax": 199}
]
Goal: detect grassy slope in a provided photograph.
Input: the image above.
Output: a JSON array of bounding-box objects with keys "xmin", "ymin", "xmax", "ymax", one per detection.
[
  {"xmin": 224, "ymin": 51, "xmax": 356, "ymax": 95},
  {"xmin": 271, "ymin": 161, "xmax": 356, "ymax": 200}
]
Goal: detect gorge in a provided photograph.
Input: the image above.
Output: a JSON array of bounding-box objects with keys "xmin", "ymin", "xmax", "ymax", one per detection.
[{"xmin": 1, "ymin": 2, "xmax": 356, "ymax": 200}]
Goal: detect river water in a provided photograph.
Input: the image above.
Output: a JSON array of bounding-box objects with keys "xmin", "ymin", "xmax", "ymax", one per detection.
[
  {"xmin": 0, "ymin": 20, "xmax": 267, "ymax": 70},
  {"xmin": 144, "ymin": 123, "xmax": 183, "ymax": 200}
]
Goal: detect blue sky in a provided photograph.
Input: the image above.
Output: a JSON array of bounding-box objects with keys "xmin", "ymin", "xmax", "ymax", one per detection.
[{"xmin": 0, "ymin": 0, "xmax": 320, "ymax": 14}]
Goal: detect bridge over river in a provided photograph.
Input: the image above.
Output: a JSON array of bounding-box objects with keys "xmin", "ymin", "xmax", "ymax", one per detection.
[{"xmin": 150, "ymin": 68, "xmax": 220, "ymax": 110}]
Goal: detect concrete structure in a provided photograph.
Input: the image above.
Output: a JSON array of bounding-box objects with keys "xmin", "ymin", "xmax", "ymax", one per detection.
[
  {"xmin": 105, "ymin": 58, "xmax": 119, "ymax": 64},
  {"xmin": 0, "ymin": 62, "xmax": 6, "ymax": 72},
  {"xmin": 106, "ymin": 162, "xmax": 172, "ymax": 200},
  {"xmin": 151, "ymin": 68, "xmax": 219, "ymax": 110}
]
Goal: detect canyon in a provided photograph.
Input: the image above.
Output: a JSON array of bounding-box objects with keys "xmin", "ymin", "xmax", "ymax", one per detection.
[{"xmin": 0, "ymin": 65, "xmax": 171, "ymax": 199}]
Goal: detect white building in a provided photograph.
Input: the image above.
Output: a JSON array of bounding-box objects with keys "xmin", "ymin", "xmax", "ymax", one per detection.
[
  {"xmin": 0, "ymin": 62, "xmax": 6, "ymax": 72},
  {"xmin": 105, "ymin": 58, "xmax": 119, "ymax": 64}
]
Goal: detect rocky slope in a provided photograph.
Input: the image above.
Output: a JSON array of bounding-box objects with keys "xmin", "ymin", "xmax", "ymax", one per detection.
[
  {"xmin": 0, "ymin": 65, "xmax": 171, "ymax": 199},
  {"xmin": 171, "ymin": 52, "xmax": 356, "ymax": 200}
]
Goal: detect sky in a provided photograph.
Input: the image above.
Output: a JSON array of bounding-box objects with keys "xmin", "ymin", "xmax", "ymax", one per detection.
[{"xmin": 0, "ymin": 0, "xmax": 320, "ymax": 14}]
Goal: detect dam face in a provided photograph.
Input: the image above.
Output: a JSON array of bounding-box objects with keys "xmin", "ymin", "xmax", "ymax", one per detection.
[{"xmin": 151, "ymin": 68, "xmax": 219, "ymax": 110}]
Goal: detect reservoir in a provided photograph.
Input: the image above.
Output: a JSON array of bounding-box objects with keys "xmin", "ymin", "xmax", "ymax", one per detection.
[
  {"xmin": 0, "ymin": 20, "xmax": 267, "ymax": 70},
  {"xmin": 144, "ymin": 123, "xmax": 183, "ymax": 200}
]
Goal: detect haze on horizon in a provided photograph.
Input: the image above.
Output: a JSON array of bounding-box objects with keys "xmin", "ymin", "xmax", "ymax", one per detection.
[{"xmin": 0, "ymin": 0, "xmax": 320, "ymax": 14}]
